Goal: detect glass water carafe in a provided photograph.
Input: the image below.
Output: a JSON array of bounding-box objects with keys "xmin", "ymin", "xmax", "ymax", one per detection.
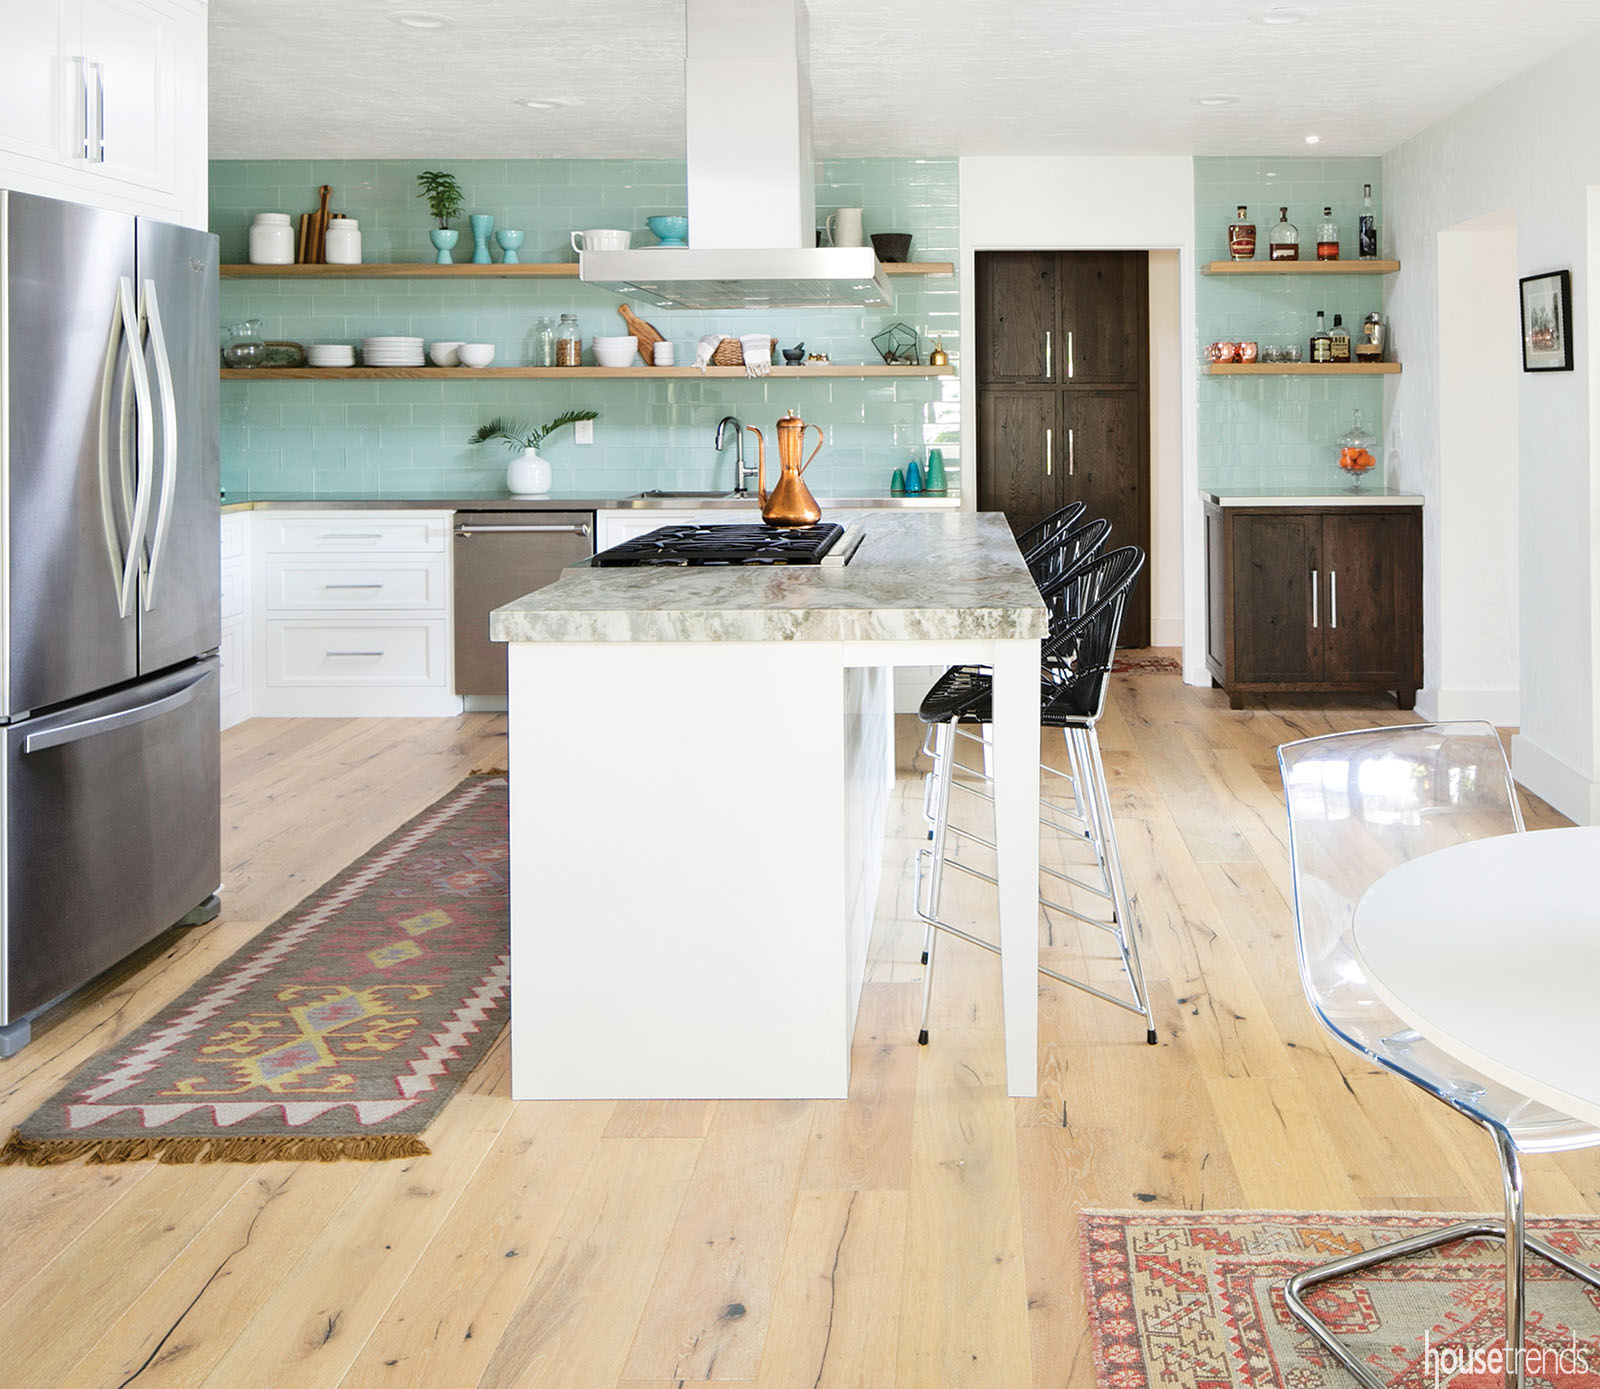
[{"xmin": 221, "ymin": 319, "xmax": 266, "ymax": 369}]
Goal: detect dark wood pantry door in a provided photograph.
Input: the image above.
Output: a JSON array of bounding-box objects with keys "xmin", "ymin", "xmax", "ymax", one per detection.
[{"xmin": 976, "ymin": 249, "xmax": 1151, "ymax": 646}]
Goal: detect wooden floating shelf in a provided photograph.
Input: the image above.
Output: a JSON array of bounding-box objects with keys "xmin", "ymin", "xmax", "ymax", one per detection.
[
  {"xmin": 219, "ymin": 261, "xmax": 955, "ymax": 280},
  {"xmin": 1203, "ymin": 259, "xmax": 1401, "ymax": 276},
  {"xmin": 221, "ymin": 364, "xmax": 954, "ymax": 381},
  {"xmin": 1205, "ymin": 362, "xmax": 1401, "ymax": 376}
]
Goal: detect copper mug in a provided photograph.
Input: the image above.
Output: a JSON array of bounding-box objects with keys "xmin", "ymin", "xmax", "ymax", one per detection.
[
  {"xmin": 1237, "ymin": 341, "xmax": 1259, "ymax": 363},
  {"xmin": 1207, "ymin": 341, "xmax": 1239, "ymax": 363},
  {"xmin": 748, "ymin": 410, "xmax": 823, "ymax": 528}
]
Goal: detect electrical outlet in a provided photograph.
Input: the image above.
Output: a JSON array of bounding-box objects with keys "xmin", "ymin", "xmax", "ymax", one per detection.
[{"xmin": 574, "ymin": 419, "xmax": 594, "ymax": 445}]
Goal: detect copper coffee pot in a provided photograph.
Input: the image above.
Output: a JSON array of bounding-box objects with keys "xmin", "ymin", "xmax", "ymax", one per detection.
[{"xmin": 747, "ymin": 410, "xmax": 823, "ymax": 528}]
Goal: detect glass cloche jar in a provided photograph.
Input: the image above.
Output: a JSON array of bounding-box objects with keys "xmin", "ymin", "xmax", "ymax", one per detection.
[{"xmin": 1337, "ymin": 410, "xmax": 1379, "ymax": 490}]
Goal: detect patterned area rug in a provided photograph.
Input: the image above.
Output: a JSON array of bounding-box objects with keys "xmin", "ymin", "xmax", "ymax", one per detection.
[
  {"xmin": 1111, "ymin": 653, "xmax": 1182, "ymax": 674},
  {"xmin": 1082, "ymin": 1209, "xmax": 1600, "ymax": 1387},
  {"xmin": 1, "ymin": 775, "xmax": 509, "ymax": 1165}
]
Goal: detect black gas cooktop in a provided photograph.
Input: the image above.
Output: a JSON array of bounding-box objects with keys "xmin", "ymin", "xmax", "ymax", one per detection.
[{"xmin": 591, "ymin": 522, "xmax": 846, "ymax": 567}]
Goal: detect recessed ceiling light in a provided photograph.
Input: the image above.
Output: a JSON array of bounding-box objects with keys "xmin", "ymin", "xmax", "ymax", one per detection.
[
  {"xmin": 1197, "ymin": 95, "xmax": 1241, "ymax": 107},
  {"xmin": 1257, "ymin": 6, "xmax": 1309, "ymax": 23},
  {"xmin": 387, "ymin": 10, "xmax": 449, "ymax": 29},
  {"xmin": 513, "ymin": 97, "xmax": 569, "ymax": 110},
  {"xmin": 1304, "ymin": 134, "xmax": 1321, "ymax": 145}
]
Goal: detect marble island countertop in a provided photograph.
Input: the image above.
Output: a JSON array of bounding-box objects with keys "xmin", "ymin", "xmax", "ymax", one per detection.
[
  {"xmin": 489, "ymin": 510, "xmax": 1048, "ymax": 645},
  {"xmin": 1203, "ymin": 485, "xmax": 1424, "ymax": 508}
]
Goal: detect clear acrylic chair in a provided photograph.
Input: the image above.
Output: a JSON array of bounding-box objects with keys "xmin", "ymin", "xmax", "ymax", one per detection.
[
  {"xmin": 1277, "ymin": 721, "xmax": 1600, "ymax": 1389},
  {"xmin": 915, "ymin": 546, "xmax": 1155, "ymax": 1047}
]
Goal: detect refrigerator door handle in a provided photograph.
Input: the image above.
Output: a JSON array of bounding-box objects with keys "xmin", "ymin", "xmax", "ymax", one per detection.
[
  {"xmin": 120, "ymin": 278, "xmax": 155, "ymax": 616},
  {"xmin": 97, "ymin": 280, "xmax": 129, "ymax": 609},
  {"xmin": 22, "ymin": 667, "xmax": 214, "ymax": 754},
  {"xmin": 139, "ymin": 279, "xmax": 178, "ymax": 609}
]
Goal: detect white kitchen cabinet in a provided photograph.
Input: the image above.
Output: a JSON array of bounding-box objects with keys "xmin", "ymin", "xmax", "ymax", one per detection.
[
  {"xmin": 218, "ymin": 510, "xmax": 251, "ymax": 729},
  {"xmin": 0, "ymin": 0, "xmax": 206, "ymax": 228},
  {"xmin": 251, "ymin": 510, "xmax": 462, "ymax": 718}
]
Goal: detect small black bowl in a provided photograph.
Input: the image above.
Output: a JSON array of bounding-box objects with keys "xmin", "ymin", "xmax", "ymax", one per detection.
[{"xmin": 870, "ymin": 232, "xmax": 913, "ymax": 263}]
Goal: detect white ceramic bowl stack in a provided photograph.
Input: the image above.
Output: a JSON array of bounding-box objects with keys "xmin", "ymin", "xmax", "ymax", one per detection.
[
  {"xmin": 591, "ymin": 334, "xmax": 639, "ymax": 368},
  {"xmin": 361, "ymin": 335, "xmax": 425, "ymax": 367},
  {"xmin": 307, "ymin": 344, "xmax": 356, "ymax": 369},
  {"xmin": 457, "ymin": 343, "xmax": 496, "ymax": 368}
]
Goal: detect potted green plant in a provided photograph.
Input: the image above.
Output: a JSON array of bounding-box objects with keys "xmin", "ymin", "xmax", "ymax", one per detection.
[
  {"xmin": 416, "ymin": 169, "xmax": 465, "ymax": 263},
  {"xmin": 470, "ymin": 411, "xmax": 600, "ymax": 495}
]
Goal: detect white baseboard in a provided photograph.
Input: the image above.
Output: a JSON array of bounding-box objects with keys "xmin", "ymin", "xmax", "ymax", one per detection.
[
  {"xmin": 1416, "ymin": 687, "xmax": 1520, "ymax": 726},
  {"xmin": 1151, "ymin": 616, "xmax": 1183, "ymax": 648},
  {"xmin": 1510, "ymin": 733, "xmax": 1600, "ymax": 825}
]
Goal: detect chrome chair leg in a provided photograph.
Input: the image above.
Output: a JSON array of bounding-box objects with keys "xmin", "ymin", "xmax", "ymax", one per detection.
[
  {"xmin": 916, "ymin": 721, "xmax": 958, "ymax": 1045},
  {"xmin": 1284, "ymin": 1123, "xmax": 1600, "ymax": 1389}
]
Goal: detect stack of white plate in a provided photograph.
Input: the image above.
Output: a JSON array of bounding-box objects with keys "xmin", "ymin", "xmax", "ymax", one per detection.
[
  {"xmin": 361, "ymin": 335, "xmax": 425, "ymax": 367},
  {"xmin": 307, "ymin": 344, "xmax": 356, "ymax": 368}
]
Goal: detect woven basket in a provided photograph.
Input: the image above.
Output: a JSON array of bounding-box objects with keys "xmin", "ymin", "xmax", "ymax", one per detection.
[{"xmin": 710, "ymin": 336, "xmax": 777, "ymax": 367}]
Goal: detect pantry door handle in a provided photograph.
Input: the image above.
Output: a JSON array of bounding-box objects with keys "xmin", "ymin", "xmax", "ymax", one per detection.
[
  {"xmin": 89, "ymin": 60, "xmax": 105, "ymax": 162},
  {"xmin": 1044, "ymin": 427, "xmax": 1052, "ymax": 477},
  {"xmin": 1068, "ymin": 428, "xmax": 1075, "ymax": 477},
  {"xmin": 1329, "ymin": 570, "xmax": 1339, "ymax": 629},
  {"xmin": 1066, "ymin": 330, "xmax": 1074, "ymax": 379},
  {"xmin": 1043, "ymin": 330, "xmax": 1052, "ymax": 379},
  {"xmin": 80, "ymin": 57, "xmax": 92, "ymax": 159},
  {"xmin": 1310, "ymin": 570, "xmax": 1319, "ymax": 628}
]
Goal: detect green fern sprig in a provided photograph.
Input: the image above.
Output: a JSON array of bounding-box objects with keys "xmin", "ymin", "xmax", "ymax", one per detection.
[{"xmin": 468, "ymin": 411, "xmax": 600, "ymax": 452}]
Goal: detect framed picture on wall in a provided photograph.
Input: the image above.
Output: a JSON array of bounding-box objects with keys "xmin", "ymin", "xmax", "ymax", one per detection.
[{"xmin": 1520, "ymin": 269, "xmax": 1574, "ymax": 372}]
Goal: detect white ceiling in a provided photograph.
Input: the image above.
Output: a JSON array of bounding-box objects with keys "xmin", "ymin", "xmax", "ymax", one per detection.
[{"xmin": 209, "ymin": 0, "xmax": 1600, "ymax": 161}]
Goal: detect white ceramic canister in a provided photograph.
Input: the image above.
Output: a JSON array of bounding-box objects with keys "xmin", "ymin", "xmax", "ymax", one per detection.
[
  {"xmin": 824, "ymin": 207, "xmax": 865, "ymax": 247},
  {"xmin": 324, "ymin": 217, "xmax": 362, "ymax": 265},
  {"xmin": 248, "ymin": 213, "xmax": 295, "ymax": 265}
]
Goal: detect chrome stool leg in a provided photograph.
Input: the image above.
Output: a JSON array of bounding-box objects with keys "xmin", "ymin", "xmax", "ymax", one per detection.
[{"xmin": 917, "ymin": 720, "xmax": 958, "ymax": 1045}]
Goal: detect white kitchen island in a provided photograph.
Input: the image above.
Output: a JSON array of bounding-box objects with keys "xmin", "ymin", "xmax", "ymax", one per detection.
[{"xmin": 489, "ymin": 511, "xmax": 1048, "ymax": 1100}]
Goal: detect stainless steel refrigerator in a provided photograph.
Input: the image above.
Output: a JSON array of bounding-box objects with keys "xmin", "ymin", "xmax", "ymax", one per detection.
[{"xmin": 0, "ymin": 191, "xmax": 220, "ymax": 1057}]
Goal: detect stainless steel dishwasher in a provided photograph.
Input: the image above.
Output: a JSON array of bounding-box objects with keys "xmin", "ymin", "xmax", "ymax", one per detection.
[{"xmin": 452, "ymin": 512, "xmax": 593, "ymax": 696}]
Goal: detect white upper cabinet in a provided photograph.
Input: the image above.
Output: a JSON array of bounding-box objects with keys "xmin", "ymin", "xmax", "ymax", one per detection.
[{"xmin": 0, "ymin": 0, "xmax": 206, "ymax": 228}]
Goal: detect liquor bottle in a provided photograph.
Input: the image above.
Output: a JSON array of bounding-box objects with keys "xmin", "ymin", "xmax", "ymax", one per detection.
[
  {"xmin": 1309, "ymin": 310, "xmax": 1333, "ymax": 363},
  {"xmin": 1316, "ymin": 206, "xmax": 1340, "ymax": 261},
  {"xmin": 1358, "ymin": 184, "xmax": 1378, "ymax": 259},
  {"xmin": 1329, "ymin": 313, "xmax": 1351, "ymax": 363},
  {"xmin": 1228, "ymin": 205, "xmax": 1256, "ymax": 261},
  {"xmin": 1356, "ymin": 310, "xmax": 1385, "ymax": 362},
  {"xmin": 1269, "ymin": 207, "xmax": 1299, "ymax": 261}
]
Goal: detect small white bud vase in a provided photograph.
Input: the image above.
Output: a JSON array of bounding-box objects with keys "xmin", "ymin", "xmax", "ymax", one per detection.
[{"xmin": 506, "ymin": 448, "xmax": 552, "ymax": 496}]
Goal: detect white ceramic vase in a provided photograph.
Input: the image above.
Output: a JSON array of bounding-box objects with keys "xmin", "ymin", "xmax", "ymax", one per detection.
[{"xmin": 506, "ymin": 447, "xmax": 552, "ymax": 495}]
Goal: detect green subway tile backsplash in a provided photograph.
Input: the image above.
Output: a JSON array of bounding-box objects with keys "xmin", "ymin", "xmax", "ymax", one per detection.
[
  {"xmin": 214, "ymin": 158, "xmax": 960, "ymax": 500},
  {"xmin": 1195, "ymin": 155, "xmax": 1388, "ymax": 492}
]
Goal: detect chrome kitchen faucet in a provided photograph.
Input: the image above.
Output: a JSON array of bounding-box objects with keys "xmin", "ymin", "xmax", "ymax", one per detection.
[{"xmin": 715, "ymin": 415, "xmax": 757, "ymax": 496}]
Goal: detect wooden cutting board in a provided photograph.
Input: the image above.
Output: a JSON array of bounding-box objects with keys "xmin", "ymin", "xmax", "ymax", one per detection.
[{"xmin": 618, "ymin": 304, "xmax": 665, "ymax": 365}]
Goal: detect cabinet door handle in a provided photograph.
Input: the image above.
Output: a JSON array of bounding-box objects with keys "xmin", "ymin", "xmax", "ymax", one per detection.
[
  {"xmin": 80, "ymin": 57, "xmax": 92, "ymax": 159},
  {"xmin": 1045, "ymin": 427, "xmax": 1052, "ymax": 477},
  {"xmin": 1067, "ymin": 330, "xmax": 1075, "ymax": 379},
  {"xmin": 326, "ymin": 650, "xmax": 384, "ymax": 659},
  {"xmin": 319, "ymin": 532, "xmax": 384, "ymax": 541},
  {"xmin": 1043, "ymin": 330, "xmax": 1052, "ymax": 379},
  {"xmin": 1068, "ymin": 428, "xmax": 1075, "ymax": 477},
  {"xmin": 322, "ymin": 582, "xmax": 384, "ymax": 590},
  {"xmin": 89, "ymin": 60, "xmax": 105, "ymax": 162},
  {"xmin": 1329, "ymin": 570, "xmax": 1338, "ymax": 629},
  {"xmin": 1311, "ymin": 569, "xmax": 1319, "ymax": 629}
]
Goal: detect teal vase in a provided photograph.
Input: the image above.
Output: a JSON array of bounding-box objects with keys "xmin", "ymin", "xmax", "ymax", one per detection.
[
  {"xmin": 905, "ymin": 460, "xmax": 924, "ymax": 494},
  {"xmin": 429, "ymin": 228, "xmax": 459, "ymax": 264},
  {"xmin": 890, "ymin": 468, "xmax": 905, "ymax": 495},
  {"xmin": 926, "ymin": 449, "xmax": 947, "ymax": 494},
  {"xmin": 470, "ymin": 213, "xmax": 494, "ymax": 264}
]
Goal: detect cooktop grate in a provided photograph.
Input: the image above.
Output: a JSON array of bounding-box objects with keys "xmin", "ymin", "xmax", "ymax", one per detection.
[{"xmin": 591, "ymin": 522, "xmax": 846, "ymax": 567}]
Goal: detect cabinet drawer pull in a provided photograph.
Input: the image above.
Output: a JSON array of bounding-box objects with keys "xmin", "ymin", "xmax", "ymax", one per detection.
[
  {"xmin": 325, "ymin": 649, "xmax": 384, "ymax": 658},
  {"xmin": 319, "ymin": 532, "xmax": 384, "ymax": 541},
  {"xmin": 1045, "ymin": 427, "xmax": 1052, "ymax": 477},
  {"xmin": 1311, "ymin": 569, "xmax": 1319, "ymax": 629},
  {"xmin": 1044, "ymin": 330, "xmax": 1052, "ymax": 379},
  {"xmin": 322, "ymin": 582, "xmax": 384, "ymax": 590},
  {"xmin": 91, "ymin": 60, "xmax": 105, "ymax": 163},
  {"xmin": 1329, "ymin": 570, "xmax": 1338, "ymax": 629}
]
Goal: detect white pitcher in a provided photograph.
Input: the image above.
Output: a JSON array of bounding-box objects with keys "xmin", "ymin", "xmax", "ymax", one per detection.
[{"xmin": 824, "ymin": 208, "xmax": 864, "ymax": 248}]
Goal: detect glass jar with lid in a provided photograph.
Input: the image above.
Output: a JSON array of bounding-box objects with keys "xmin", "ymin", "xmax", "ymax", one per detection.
[
  {"xmin": 1337, "ymin": 409, "xmax": 1379, "ymax": 489},
  {"xmin": 555, "ymin": 314, "xmax": 582, "ymax": 367},
  {"xmin": 531, "ymin": 315, "xmax": 556, "ymax": 367},
  {"xmin": 221, "ymin": 320, "xmax": 266, "ymax": 369}
]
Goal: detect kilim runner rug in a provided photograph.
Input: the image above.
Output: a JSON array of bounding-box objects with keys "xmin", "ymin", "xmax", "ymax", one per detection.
[
  {"xmin": 1082, "ymin": 1208, "xmax": 1600, "ymax": 1387},
  {"xmin": 1, "ymin": 774, "xmax": 509, "ymax": 1165}
]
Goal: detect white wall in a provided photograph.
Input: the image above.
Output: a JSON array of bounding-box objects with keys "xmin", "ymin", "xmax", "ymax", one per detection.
[
  {"xmin": 958, "ymin": 156, "xmax": 1200, "ymax": 670},
  {"xmin": 1383, "ymin": 32, "xmax": 1600, "ymax": 822},
  {"xmin": 1149, "ymin": 250, "xmax": 1184, "ymax": 648}
]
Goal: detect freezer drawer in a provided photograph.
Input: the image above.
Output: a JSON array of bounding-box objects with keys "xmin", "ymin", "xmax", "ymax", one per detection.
[{"xmin": 3, "ymin": 659, "xmax": 220, "ymax": 1023}]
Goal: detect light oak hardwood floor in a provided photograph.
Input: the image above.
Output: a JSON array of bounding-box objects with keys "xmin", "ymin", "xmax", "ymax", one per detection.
[{"xmin": 1, "ymin": 671, "xmax": 1593, "ymax": 1388}]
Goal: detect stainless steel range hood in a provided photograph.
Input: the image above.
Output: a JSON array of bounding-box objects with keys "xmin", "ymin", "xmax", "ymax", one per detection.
[{"xmin": 579, "ymin": 0, "xmax": 892, "ymax": 312}]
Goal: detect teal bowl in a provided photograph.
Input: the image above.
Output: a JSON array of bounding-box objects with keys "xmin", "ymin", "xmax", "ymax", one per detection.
[{"xmin": 646, "ymin": 215, "xmax": 689, "ymax": 247}]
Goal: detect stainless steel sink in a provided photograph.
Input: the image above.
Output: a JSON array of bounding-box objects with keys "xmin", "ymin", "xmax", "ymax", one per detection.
[
  {"xmin": 637, "ymin": 489, "xmax": 741, "ymax": 499},
  {"xmin": 623, "ymin": 489, "xmax": 762, "ymax": 508}
]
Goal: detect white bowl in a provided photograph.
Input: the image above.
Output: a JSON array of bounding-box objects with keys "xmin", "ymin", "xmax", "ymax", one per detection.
[
  {"xmin": 428, "ymin": 342, "xmax": 462, "ymax": 367},
  {"xmin": 457, "ymin": 343, "xmax": 495, "ymax": 368},
  {"xmin": 592, "ymin": 335, "xmax": 638, "ymax": 368}
]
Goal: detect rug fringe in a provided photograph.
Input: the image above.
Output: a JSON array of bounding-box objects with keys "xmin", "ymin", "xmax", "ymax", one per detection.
[
  {"xmin": 469, "ymin": 766, "xmax": 508, "ymax": 777},
  {"xmin": 0, "ymin": 1129, "xmax": 430, "ymax": 1166}
]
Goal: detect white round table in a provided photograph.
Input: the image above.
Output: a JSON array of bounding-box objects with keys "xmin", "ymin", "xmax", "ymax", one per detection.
[{"xmin": 1352, "ymin": 825, "xmax": 1600, "ymax": 1129}]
